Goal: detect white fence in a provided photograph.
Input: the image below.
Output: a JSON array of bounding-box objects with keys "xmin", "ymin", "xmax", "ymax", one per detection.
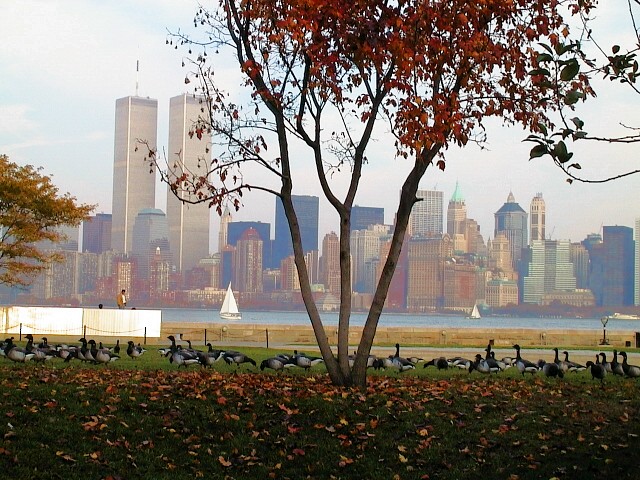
[{"xmin": 0, "ymin": 306, "xmax": 161, "ymax": 339}]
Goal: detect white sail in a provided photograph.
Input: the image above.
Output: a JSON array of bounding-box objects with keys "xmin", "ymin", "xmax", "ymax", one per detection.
[
  {"xmin": 220, "ymin": 284, "xmax": 242, "ymax": 320},
  {"xmin": 467, "ymin": 304, "xmax": 481, "ymax": 319}
]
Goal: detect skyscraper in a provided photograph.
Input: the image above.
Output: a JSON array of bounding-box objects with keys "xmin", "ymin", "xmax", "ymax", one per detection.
[
  {"xmin": 350, "ymin": 224, "xmax": 390, "ymax": 293},
  {"xmin": 82, "ymin": 213, "xmax": 112, "ymax": 254},
  {"xmin": 530, "ymin": 193, "xmax": 546, "ymax": 241},
  {"xmin": 494, "ymin": 192, "xmax": 528, "ymax": 269},
  {"xmin": 321, "ymin": 232, "xmax": 340, "ymax": 294},
  {"xmin": 408, "ymin": 189, "xmax": 443, "ymax": 237},
  {"xmin": 446, "ymin": 182, "xmax": 467, "ymax": 252},
  {"xmin": 273, "ymin": 195, "xmax": 319, "ymax": 268},
  {"xmin": 519, "ymin": 240, "xmax": 576, "ymax": 304},
  {"xmin": 636, "ymin": 218, "xmax": 640, "ymax": 306},
  {"xmin": 589, "ymin": 226, "xmax": 635, "ymax": 306},
  {"xmin": 131, "ymin": 208, "xmax": 171, "ymax": 284},
  {"xmin": 166, "ymin": 94, "xmax": 211, "ymax": 273},
  {"xmin": 227, "ymin": 221, "xmax": 271, "ymax": 268},
  {"xmin": 406, "ymin": 235, "xmax": 453, "ymax": 311},
  {"xmin": 351, "ymin": 205, "xmax": 385, "ymax": 231},
  {"xmin": 218, "ymin": 206, "xmax": 232, "ymax": 253},
  {"xmin": 112, "ymin": 96, "xmax": 158, "ymax": 254},
  {"xmin": 235, "ymin": 227, "xmax": 263, "ymax": 293}
]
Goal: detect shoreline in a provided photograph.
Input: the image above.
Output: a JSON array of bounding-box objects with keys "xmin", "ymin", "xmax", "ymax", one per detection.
[{"xmin": 160, "ymin": 321, "xmax": 639, "ymax": 350}]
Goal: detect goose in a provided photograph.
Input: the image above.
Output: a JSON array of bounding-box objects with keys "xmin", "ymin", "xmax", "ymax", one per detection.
[
  {"xmin": 598, "ymin": 352, "xmax": 612, "ymax": 373},
  {"xmin": 618, "ymin": 351, "xmax": 640, "ymax": 378},
  {"xmin": 24, "ymin": 334, "xmax": 56, "ymax": 362},
  {"xmin": 552, "ymin": 347, "xmax": 569, "ymax": 374},
  {"xmin": 78, "ymin": 338, "xmax": 96, "ymax": 363},
  {"xmin": 88, "ymin": 339, "xmax": 120, "ymax": 365},
  {"xmin": 469, "ymin": 354, "xmax": 500, "ymax": 374},
  {"xmin": 610, "ymin": 350, "xmax": 625, "ymax": 376},
  {"xmin": 0, "ymin": 338, "xmax": 12, "ymax": 357},
  {"xmin": 406, "ymin": 354, "xmax": 424, "ymax": 365},
  {"xmin": 197, "ymin": 343, "xmax": 224, "ymax": 367},
  {"xmin": 3, "ymin": 337, "xmax": 35, "ymax": 363},
  {"xmin": 372, "ymin": 357, "xmax": 395, "ymax": 370},
  {"xmin": 127, "ymin": 341, "xmax": 146, "ymax": 360},
  {"xmin": 447, "ymin": 357, "xmax": 472, "ymax": 370},
  {"xmin": 487, "ymin": 353, "xmax": 506, "ymax": 372},
  {"xmin": 423, "ymin": 357, "xmax": 449, "ymax": 370},
  {"xmin": 290, "ymin": 351, "xmax": 324, "ymax": 370},
  {"xmin": 586, "ymin": 360, "xmax": 607, "ymax": 384},
  {"xmin": 260, "ymin": 357, "xmax": 287, "ymax": 372},
  {"xmin": 561, "ymin": 351, "xmax": 586, "ymax": 373},
  {"xmin": 539, "ymin": 360, "xmax": 564, "ymax": 378},
  {"xmin": 110, "ymin": 339, "xmax": 121, "ymax": 355},
  {"xmin": 392, "ymin": 343, "xmax": 416, "ymax": 372},
  {"xmin": 222, "ymin": 351, "xmax": 257, "ymax": 368},
  {"xmin": 166, "ymin": 348, "xmax": 200, "ymax": 367},
  {"xmin": 512, "ymin": 344, "xmax": 539, "ymax": 375}
]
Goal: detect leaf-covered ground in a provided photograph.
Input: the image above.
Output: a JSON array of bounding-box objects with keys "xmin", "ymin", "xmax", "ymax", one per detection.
[{"xmin": 1, "ymin": 360, "xmax": 639, "ymax": 480}]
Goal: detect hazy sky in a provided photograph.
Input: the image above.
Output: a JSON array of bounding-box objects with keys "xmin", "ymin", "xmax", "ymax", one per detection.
[{"xmin": 1, "ymin": 1, "xmax": 638, "ymax": 251}]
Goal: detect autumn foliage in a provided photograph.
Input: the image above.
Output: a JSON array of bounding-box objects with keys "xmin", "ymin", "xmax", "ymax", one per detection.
[
  {"xmin": 0, "ymin": 155, "xmax": 94, "ymax": 287},
  {"xmin": 1, "ymin": 364, "xmax": 639, "ymax": 479}
]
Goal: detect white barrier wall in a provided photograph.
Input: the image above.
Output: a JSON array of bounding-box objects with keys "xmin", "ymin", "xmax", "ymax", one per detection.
[{"xmin": 0, "ymin": 306, "xmax": 161, "ymax": 338}]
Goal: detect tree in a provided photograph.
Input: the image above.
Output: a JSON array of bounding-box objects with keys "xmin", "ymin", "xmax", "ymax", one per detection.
[
  {"xmin": 0, "ymin": 155, "xmax": 94, "ymax": 287},
  {"xmin": 525, "ymin": 0, "xmax": 640, "ymax": 183},
  {"xmin": 149, "ymin": 0, "xmax": 584, "ymax": 387}
]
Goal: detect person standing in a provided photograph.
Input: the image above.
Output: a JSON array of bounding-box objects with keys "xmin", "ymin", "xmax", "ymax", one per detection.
[{"xmin": 117, "ymin": 289, "xmax": 127, "ymax": 309}]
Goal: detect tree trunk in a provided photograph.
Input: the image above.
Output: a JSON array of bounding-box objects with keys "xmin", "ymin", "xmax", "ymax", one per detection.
[{"xmin": 350, "ymin": 149, "xmax": 439, "ymax": 386}]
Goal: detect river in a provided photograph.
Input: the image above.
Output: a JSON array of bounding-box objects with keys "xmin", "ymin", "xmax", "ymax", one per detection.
[{"xmin": 161, "ymin": 309, "xmax": 640, "ymax": 332}]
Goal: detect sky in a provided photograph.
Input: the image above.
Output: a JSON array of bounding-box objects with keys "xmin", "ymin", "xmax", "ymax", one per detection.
[{"xmin": 1, "ymin": 1, "xmax": 639, "ymax": 252}]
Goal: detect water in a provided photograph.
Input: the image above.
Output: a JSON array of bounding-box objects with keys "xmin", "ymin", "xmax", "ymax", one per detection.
[{"xmin": 161, "ymin": 308, "xmax": 640, "ymax": 332}]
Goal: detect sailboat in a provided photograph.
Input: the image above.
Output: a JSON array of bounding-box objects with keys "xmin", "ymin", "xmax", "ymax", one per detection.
[
  {"xmin": 220, "ymin": 284, "xmax": 242, "ymax": 321},
  {"xmin": 466, "ymin": 304, "xmax": 481, "ymax": 320}
]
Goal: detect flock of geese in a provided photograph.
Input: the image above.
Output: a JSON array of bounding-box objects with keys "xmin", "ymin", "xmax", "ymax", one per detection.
[
  {"xmin": 2, "ymin": 335, "xmax": 640, "ymax": 383},
  {"xmin": 395, "ymin": 342, "xmax": 640, "ymax": 383},
  {"xmin": 0, "ymin": 335, "xmax": 145, "ymax": 365}
]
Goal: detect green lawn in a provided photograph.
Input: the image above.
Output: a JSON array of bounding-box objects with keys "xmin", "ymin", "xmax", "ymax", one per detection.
[{"xmin": 0, "ymin": 345, "xmax": 639, "ymax": 479}]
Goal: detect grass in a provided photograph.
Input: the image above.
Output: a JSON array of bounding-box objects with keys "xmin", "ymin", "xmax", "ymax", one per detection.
[{"xmin": 0, "ymin": 344, "xmax": 639, "ymax": 479}]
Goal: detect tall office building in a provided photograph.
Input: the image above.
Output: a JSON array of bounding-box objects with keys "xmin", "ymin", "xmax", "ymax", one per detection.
[
  {"xmin": 530, "ymin": 193, "xmax": 546, "ymax": 241},
  {"xmin": 227, "ymin": 221, "xmax": 271, "ymax": 268},
  {"xmin": 446, "ymin": 182, "xmax": 467, "ymax": 252},
  {"xmin": 235, "ymin": 227, "xmax": 263, "ymax": 293},
  {"xmin": 570, "ymin": 242, "xmax": 590, "ymax": 289},
  {"xmin": 273, "ymin": 195, "xmax": 319, "ymax": 268},
  {"xmin": 321, "ymin": 232, "xmax": 341, "ymax": 294},
  {"xmin": 589, "ymin": 226, "xmax": 635, "ymax": 306},
  {"xmin": 408, "ymin": 189, "xmax": 443, "ymax": 238},
  {"xmin": 166, "ymin": 94, "xmax": 211, "ymax": 273},
  {"xmin": 447, "ymin": 182, "xmax": 466, "ymax": 236},
  {"xmin": 82, "ymin": 213, "xmax": 112, "ymax": 254},
  {"xmin": 406, "ymin": 235, "xmax": 453, "ymax": 310},
  {"xmin": 112, "ymin": 96, "xmax": 158, "ymax": 254},
  {"xmin": 519, "ymin": 240, "xmax": 576, "ymax": 304},
  {"xmin": 351, "ymin": 205, "xmax": 385, "ymax": 231},
  {"xmin": 494, "ymin": 192, "xmax": 528, "ymax": 269},
  {"xmin": 636, "ymin": 218, "xmax": 640, "ymax": 305},
  {"xmin": 487, "ymin": 233, "xmax": 515, "ymax": 280},
  {"xmin": 218, "ymin": 206, "xmax": 232, "ymax": 252},
  {"xmin": 131, "ymin": 208, "xmax": 171, "ymax": 284},
  {"xmin": 350, "ymin": 224, "xmax": 390, "ymax": 293},
  {"xmin": 377, "ymin": 238, "xmax": 409, "ymax": 309}
]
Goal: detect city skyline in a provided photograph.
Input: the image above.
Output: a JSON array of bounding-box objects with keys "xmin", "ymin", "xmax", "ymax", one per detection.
[{"xmin": 2, "ymin": 1, "xmax": 639, "ymax": 251}]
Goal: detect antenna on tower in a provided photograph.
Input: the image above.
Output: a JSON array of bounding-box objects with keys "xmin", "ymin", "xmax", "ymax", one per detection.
[{"xmin": 135, "ymin": 59, "xmax": 139, "ymax": 96}]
